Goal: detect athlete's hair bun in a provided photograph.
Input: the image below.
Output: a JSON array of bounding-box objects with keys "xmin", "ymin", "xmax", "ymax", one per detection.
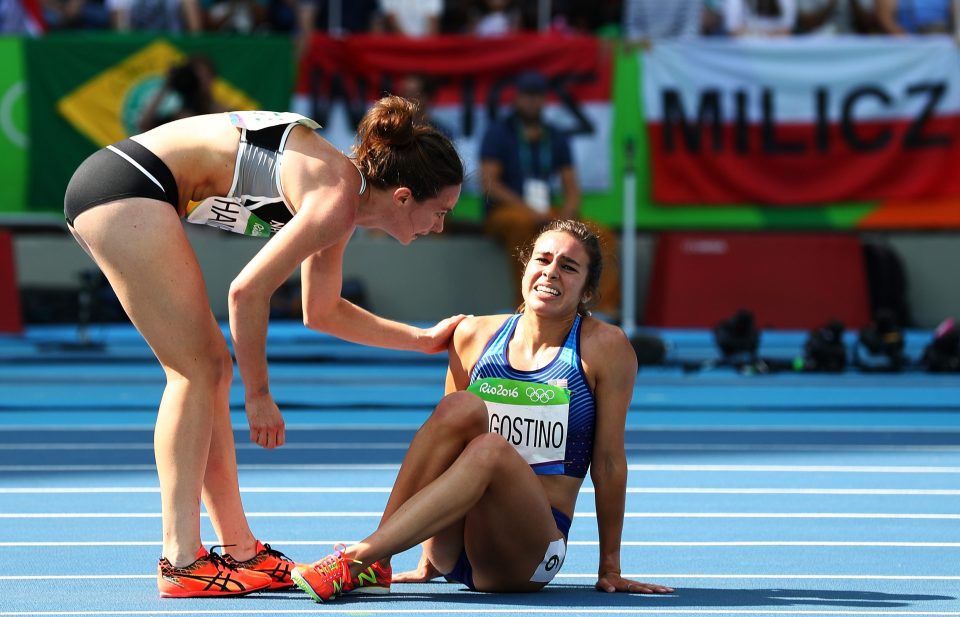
[
  {"xmin": 354, "ymin": 95, "xmax": 463, "ymax": 201},
  {"xmin": 358, "ymin": 95, "xmax": 417, "ymax": 149}
]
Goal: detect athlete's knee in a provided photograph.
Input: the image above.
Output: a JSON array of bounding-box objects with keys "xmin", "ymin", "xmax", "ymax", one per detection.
[
  {"xmin": 428, "ymin": 391, "xmax": 488, "ymax": 436},
  {"xmin": 163, "ymin": 345, "xmax": 232, "ymax": 389},
  {"xmin": 460, "ymin": 432, "xmax": 512, "ymax": 473}
]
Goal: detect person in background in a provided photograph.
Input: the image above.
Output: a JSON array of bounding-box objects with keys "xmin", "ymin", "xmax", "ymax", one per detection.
[
  {"xmin": 472, "ymin": 0, "xmax": 521, "ymax": 36},
  {"xmin": 201, "ymin": 0, "xmax": 268, "ymax": 32},
  {"xmin": 296, "ymin": 0, "xmax": 378, "ymax": 55},
  {"xmin": 289, "ymin": 220, "xmax": 674, "ymax": 602},
  {"xmin": 479, "ymin": 70, "xmax": 620, "ymax": 319},
  {"xmin": 380, "ymin": 0, "xmax": 440, "ymax": 36},
  {"xmin": 794, "ymin": 0, "xmax": 875, "ymax": 34},
  {"xmin": 107, "ymin": 0, "xmax": 201, "ymax": 31},
  {"xmin": 874, "ymin": 0, "xmax": 953, "ymax": 34},
  {"xmin": 622, "ymin": 0, "xmax": 703, "ymax": 45},
  {"xmin": 139, "ymin": 55, "xmax": 225, "ymax": 132},
  {"xmin": 41, "ymin": 0, "xmax": 110, "ymax": 29},
  {"xmin": 725, "ymin": 0, "xmax": 798, "ymax": 35},
  {"xmin": 398, "ymin": 73, "xmax": 455, "ymax": 139}
]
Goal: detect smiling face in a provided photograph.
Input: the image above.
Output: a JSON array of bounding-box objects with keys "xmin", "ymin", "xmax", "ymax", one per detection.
[
  {"xmin": 389, "ymin": 184, "xmax": 461, "ymax": 244},
  {"xmin": 522, "ymin": 230, "xmax": 592, "ymax": 317}
]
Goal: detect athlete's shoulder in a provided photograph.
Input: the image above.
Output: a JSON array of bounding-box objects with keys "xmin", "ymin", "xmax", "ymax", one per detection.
[
  {"xmin": 453, "ymin": 314, "xmax": 512, "ymax": 349},
  {"xmin": 579, "ymin": 317, "xmax": 636, "ymax": 367}
]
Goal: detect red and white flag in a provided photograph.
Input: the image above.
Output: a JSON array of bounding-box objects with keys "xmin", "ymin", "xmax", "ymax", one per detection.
[{"xmin": 643, "ymin": 37, "xmax": 960, "ymax": 206}]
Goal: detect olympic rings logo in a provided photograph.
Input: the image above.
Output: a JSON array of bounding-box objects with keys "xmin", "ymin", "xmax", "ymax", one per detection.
[{"xmin": 526, "ymin": 387, "xmax": 556, "ymax": 403}]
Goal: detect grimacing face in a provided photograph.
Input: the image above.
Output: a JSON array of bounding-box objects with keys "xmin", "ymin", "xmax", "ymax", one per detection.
[{"xmin": 522, "ymin": 231, "xmax": 591, "ymax": 316}]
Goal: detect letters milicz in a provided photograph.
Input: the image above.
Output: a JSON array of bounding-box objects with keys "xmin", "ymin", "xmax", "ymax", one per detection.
[{"xmin": 662, "ymin": 82, "xmax": 951, "ymax": 154}]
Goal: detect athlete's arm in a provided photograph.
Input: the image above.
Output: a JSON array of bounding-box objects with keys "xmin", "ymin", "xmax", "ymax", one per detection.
[
  {"xmin": 300, "ymin": 241, "xmax": 465, "ymax": 353},
  {"xmin": 587, "ymin": 323, "xmax": 673, "ymax": 594},
  {"xmin": 228, "ymin": 171, "xmax": 356, "ymax": 449}
]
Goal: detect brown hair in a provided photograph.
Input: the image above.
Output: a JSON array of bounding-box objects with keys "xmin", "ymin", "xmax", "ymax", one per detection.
[
  {"xmin": 519, "ymin": 219, "xmax": 604, "ymax": 316},
  {"xmin": 353, "ymin": 95, "xmax": 463, "ymax": 201}
]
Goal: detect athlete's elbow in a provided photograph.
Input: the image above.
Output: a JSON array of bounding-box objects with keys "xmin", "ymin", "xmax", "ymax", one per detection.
[
  {"xmin": 590, "ymin": 451, "xmax": 626, "ymax": 481},
  {"xmin": 302, "ymin": 298, "xmax": 339, "ymax": 333}
]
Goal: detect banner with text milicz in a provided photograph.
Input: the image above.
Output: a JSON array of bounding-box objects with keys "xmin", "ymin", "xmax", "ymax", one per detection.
[
  {"xmin": 643, "ymin": 37, "xmax": 960, "ymax": 206},
  {"xmin": 293, "ymin": 34, "xmax": 613, "ymax": 193}
]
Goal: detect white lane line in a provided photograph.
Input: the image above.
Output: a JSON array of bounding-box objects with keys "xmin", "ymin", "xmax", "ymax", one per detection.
[
  {"xmin": 2, "ymin": 573, "xmax": 960, "ymax": 581},
  {"xmin": 2, "ymin": 512, "xmax": 959, "ymax": 520},
  {"xmin": 1, "ymin": 540, "xmax": 959, "ymax": 548},
  {"xmin": 3, "ymin": 442, "xmax": 959, "ymax": 452},
  {"xmin": 2, "ymin": 464, "xmax": 960, "ymax": 473},
  {"xmin": 1, "ymin": 487, "xmax": 959, "ymax": 496},
  {"xmin": 2, "ymin": 610, "xmax": 960, "ymax": 616}
]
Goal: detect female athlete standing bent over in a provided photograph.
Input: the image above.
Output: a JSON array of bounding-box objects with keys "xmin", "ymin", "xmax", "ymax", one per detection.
[
  {"xmin": 63, "ymin": 97, "xmax": 465, "ymax": 597},
  {"xmin": 292, "ymin": 220, "xmax": 673, "ymax": 600}
]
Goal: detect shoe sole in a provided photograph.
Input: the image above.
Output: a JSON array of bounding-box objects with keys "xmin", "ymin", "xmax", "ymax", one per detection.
[
  {"xmin": 291, "ymin": 569, "xmax": 326, "ymax": 603},
  {"xmin": 159, "ymin": 587, "xmax": 264, "ymax": 598},
  {"xmin": 347, "ymin": 585, "xmax": 390, "ymax": 595}
]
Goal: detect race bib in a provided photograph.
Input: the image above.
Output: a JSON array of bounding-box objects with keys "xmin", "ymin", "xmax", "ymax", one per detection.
[
  {"xmin": 523, "ymin": 178, "xmax": 551, "ymax": 214},
  {"xmin": 228, "ymin": 110, "xmax": 320, "ymax": 131},
  {"xmin": 468, "ymin": 378, "xmax": 569, "ymax": 470},
  {"xmin": 185, "ymin": 197, "xmax": 272, "ymax": 238}
]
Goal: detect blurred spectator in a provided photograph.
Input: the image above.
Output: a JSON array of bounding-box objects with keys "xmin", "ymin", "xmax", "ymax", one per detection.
[
  {"xmin": 551, "ymin": 0, "xmax": 620, "ymax": 32},
  {"xmin": 874, "ymin": 0, "xmax": 953, "ymax": 34},
  {"xmin": 725, "ymin": 0, "xmax": 798, "ymax": 36},
  {"xmin": 623, "ymin": 0, "xmax": 703, "ymax": 44},
  {"xmin": 297, "ymin": 0, "xmax": 377, "ymax": 56},
  {"xmin": 139, "ymin": 55, "xmax": 224, "ymax": 131},
  {"xmin": 1, "ymin": 0, "xmax": 45, "ymax": 32},
  {"xmin": 795, "ymin": 0, "xmax": 875, "ymax": 34},
  {"xmin": 107, "ymin": 0, "xmax": 201, "ymax": 31},
  {"xmin": 702, "ymin": 0, "xmax": 728, "ymax": 35},
  {"xmin": 439, "ymin": 0, "xmax": 469, "ymax": 32},
  {"xmin": 201, "ymin": 0, "xmax": 268, "ymax": 31},
  {"xmin": 380, "ymin": 0, "xmax": 440, "ymax": 36},
  {"xmin": 398, "ymin": 73, "xmax": 455, "ymax": 138},
  {"xmin": 473, "ymin": 0, "xmax": 520, "ymax": 36},
  {"xmin": 479, "ymin": 70, "xmax": 620, "ymax": 317},
  {"xmin": 42, "ymin": 0, "xmax": 110, "ymax": 29},
  {"xmin": 265, "ymin": 0, "xmax": 295, "ymax": 31}
]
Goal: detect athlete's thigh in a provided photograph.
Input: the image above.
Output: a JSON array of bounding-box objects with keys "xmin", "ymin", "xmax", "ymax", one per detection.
[
  {"xmin": 420, "ymin": 520, "xmax": 465, "ymax": 574},
  {"xmin": 71, "ymin": 199, "xmax": 226, "ymax": 372},
  {"xmin": 463, "ymin": 446, "xmax": 563, "ymax": 591}
]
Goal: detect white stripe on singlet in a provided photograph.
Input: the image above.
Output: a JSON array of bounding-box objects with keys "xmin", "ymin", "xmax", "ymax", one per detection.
[
  {"xmin": 355, "ymin": 163, "xmax": 367, "ymax": 195},
  {"xmin": 106, "ymin": 144, "xmax": 166, "ymax": 194}
]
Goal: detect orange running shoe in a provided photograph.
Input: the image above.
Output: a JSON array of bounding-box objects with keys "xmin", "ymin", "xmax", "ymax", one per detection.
[
  {"xmin": 223, "ymin": 541, "xmax": 296, "ymax": 590},
  {"xmin": 157, "ymin": 546, "xmax": 273, "ymax": 598},
  {"xmin": 290, "ymin": 544, "xmax": 356, "ymax": 602},
  {"xmin": 346, "ymin": 560, "xmax": 391, "ymax": 595}
]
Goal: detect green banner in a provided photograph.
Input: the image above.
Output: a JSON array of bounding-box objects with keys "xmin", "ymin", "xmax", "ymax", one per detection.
[
  {"xmin": 0, "ymin": 37, "xmax": 27, "ymax": 214},
  {"xmin": 25, "ymin": 34, "xmax": 293, "ymax": 213}
]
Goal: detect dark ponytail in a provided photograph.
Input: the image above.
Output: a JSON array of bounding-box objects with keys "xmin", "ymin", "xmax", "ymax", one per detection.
[{"xmin": 354, "ymin": 95, "xmax": 463, "ymax": 201}]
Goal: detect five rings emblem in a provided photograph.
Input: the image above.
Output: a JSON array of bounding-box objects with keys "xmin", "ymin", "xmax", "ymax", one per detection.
[{"xmin": 526, "ymin": 387, "xmax": 556, "ymax": 403}]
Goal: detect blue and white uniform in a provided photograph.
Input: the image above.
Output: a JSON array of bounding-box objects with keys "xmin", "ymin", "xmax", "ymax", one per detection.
[
  {"xmin": 470, "ymin": 313, "xmax": 597, "ymax": 478},
  {"xmin": 443, "ymin": 313, "xmax": 596, "ymax": 590}
]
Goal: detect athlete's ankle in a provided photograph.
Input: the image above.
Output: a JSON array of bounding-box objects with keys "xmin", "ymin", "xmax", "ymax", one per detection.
[{"xmin": 163, "ymin": 545, "xmax": 203, "ymax": 568}]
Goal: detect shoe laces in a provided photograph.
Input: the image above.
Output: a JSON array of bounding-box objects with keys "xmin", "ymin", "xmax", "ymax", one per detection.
[
  {"xmin": 260, "ymin": 543, "xmax": 294, "ymax": 563},
  {"xmin": 208, "ymin": 545, "xmax": 241, "ymax": 571},
  {"xmin": 312, "ymin": 544, "xmax": 354, "ymax": 575}
]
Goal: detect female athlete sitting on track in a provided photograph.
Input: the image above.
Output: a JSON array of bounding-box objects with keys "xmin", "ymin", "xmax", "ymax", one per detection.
[
  {"xmin": 291, "ymin": 219, "xmax": 674, "ymax": 600},
  {"xmin": 63, "ymin": 97, "xmax": 465, "ymax": 598}
]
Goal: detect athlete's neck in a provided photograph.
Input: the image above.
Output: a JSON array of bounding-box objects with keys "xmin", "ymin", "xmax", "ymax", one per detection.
[{"xmin": 513, "ymin": 312, "xmax": 575, "ymax": 357}]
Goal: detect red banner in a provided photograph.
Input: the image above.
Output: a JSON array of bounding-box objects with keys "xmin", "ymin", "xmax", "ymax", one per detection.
[{"xmin": 293, "ymin": 34, "xmax": 614, "ymax": 192}]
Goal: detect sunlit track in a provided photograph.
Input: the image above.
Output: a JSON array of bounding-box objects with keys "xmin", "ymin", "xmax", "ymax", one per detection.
[{"xmin": 1, "ymin": 324, "xmax": 958, "ymax": 615}]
